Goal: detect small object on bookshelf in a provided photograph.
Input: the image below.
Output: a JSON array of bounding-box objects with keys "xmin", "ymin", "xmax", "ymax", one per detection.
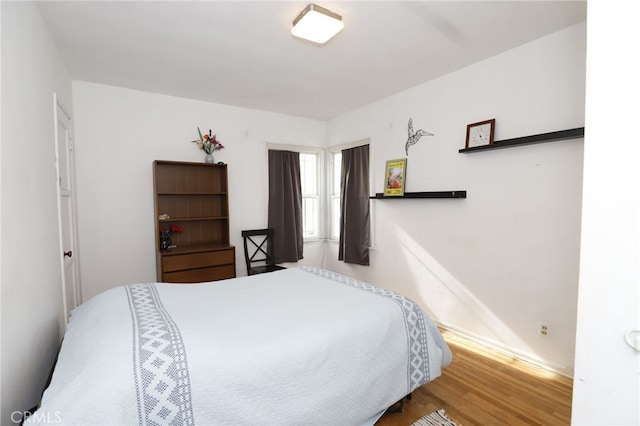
[
  {"xmin": 191, "ymin": 127, "xmax": 225, "ymax": 164},
  {"xmin": 465, "ymin": 119, "xmax": 495, "ymax": 149},
  {"xmin": 384, "ymin": 158, "xmax": 407, "ymax": 197}
]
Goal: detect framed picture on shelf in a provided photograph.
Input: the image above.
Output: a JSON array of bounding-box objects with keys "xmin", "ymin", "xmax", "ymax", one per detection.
[
  {"xmin": 465, "ymin": 118, "xmax": 495, "ymax": 149},
  {"xmin": 384, "ymin": 158, "xmax": 407, "ymax": 197}
]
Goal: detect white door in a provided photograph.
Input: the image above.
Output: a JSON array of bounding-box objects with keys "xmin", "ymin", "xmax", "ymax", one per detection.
[
  {"xmin": 54, "ymin": 94, "xmax": 80, "ymax": 321},
  {"xmin": 571, "ymin": 2, "xmax": 640, "ymax": 424}
]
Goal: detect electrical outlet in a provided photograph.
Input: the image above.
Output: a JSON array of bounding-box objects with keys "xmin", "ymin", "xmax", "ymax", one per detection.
[{"xmin": 538, "ymin": 322, "xmax": 550, "ymax": 338}]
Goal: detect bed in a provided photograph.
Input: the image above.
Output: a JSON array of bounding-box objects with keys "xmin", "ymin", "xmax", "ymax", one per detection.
[{"xmin": 28, "ymin": 266, "xmax": 452, "ymax": 425}]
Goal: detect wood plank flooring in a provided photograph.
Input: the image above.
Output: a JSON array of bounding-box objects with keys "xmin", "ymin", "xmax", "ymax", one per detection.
[{"xmin": 376, "ymin": 330, "xmax": 573, "ymax": 425}]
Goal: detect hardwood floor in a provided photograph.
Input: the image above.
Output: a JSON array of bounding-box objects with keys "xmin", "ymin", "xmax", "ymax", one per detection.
[{"xmin": 376, "ymin": 330, "xmax": 573, "ymax": 425}]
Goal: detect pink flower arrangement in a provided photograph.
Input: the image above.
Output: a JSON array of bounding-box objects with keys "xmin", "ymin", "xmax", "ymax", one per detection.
[{"xmin": 192, "ymin": 127, "xmax": 224, "ymax": 154}]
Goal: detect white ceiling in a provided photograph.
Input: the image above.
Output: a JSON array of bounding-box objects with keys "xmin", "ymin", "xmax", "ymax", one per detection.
[{"xmin": 37, "ymin": 1, "xmax": 587, "ymax": 120}]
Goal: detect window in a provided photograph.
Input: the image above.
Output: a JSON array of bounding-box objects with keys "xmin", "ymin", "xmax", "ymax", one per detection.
[
  {"xmin": 329, "ymin": 151, "xmax": 342, "ymax": 240},
  {"xmin": 300, "ymin": 151, "xmax": 321, "ymax": 240},
  {"xmin": 268, "ymin": 141, "xmax": 370, "ymax": 244}
]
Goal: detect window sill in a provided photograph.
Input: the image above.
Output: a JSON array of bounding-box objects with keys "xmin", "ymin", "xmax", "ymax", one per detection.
[
  {"xmin": 303, "ymin": 237, "xmax": 324, "ymax": 244},
  {"xmin": 325, "ymin": 239, "xmax": 375, "ymax": 251}
]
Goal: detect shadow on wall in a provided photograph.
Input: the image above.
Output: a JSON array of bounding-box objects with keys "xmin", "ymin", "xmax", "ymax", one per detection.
[{"xmin": 395, "ymin": 226, "xmax": 532, "ymax": 351}]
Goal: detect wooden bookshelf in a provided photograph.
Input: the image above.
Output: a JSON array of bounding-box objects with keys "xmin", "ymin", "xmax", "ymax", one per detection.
[{"xmin": 153, "ymin": 160, "xmax": 235, "ymax": 283}]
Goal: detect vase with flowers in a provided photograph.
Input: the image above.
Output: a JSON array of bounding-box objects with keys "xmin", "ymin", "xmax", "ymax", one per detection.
[
  {"xmin": 192, "ymin": 127, "xmax": 224, "ymax": 163},
  {"xmin": 159, "ymin": 224, "xmax": 184, "ymax": 250}
]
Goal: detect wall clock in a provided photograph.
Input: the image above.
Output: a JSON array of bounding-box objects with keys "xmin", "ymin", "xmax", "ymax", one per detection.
[{"xmin": 465, "ymin": 119, "xmax": 495, "ymax": 149}]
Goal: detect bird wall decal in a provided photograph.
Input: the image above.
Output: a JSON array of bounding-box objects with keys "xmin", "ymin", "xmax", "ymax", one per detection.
[{"xmin": 405, "ymin": 118, "xmax": 434, "ymax": 155}]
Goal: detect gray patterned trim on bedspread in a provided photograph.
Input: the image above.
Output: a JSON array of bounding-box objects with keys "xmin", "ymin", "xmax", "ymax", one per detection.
[
  {"xmin": 126, "ymin": 284, "xmax": 194, "ymax": 426},
  {"xmin": 300, "ymin": 266, "xmax": 431, "ymax": 393}
]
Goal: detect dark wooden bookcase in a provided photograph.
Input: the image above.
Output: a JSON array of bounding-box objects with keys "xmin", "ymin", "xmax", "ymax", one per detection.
[{"xmin": 153, "ymin": 160, "xmax": 236, "ymax": 283}]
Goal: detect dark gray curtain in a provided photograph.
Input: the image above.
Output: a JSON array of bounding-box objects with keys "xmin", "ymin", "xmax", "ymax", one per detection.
[
  {"xmin": 268, "ymin": 150, "xmax": 303, "ymax": 263},
  {"xmin": 339, "ymin": 145, "xmax": 370, "ymax": 265}
]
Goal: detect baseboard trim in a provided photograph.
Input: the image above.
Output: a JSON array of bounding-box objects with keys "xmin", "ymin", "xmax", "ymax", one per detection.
[{"xmin": 436, "ymin": 321, "xmax": 574, "ymax": 379}]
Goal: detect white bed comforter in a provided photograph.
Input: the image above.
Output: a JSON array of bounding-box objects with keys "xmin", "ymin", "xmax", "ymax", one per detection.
[{"xmin": 29, "ymin": 267, "xmax": 451, "ymax": 425}]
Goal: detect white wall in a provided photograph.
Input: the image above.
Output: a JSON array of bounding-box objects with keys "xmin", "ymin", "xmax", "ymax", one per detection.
[
  {"xmin": 572, "ymin": 0, "xmax": 640, "ymax": 423},
  {"xmin": 72, "ymin": 82, "xmax": 326, "ymax": 301},
  {"xmin": 325, "ymin": 22, "xmax": 586, "ymax": 375},
  {"xmin": 1, "ymin": 2, "xmax": 72, "ymax": 423}
]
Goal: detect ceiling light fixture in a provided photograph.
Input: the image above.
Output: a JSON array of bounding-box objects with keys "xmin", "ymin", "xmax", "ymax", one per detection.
[{"xmin": 291, "ymin": 4, "xmax": 344, "ymax": 44}]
